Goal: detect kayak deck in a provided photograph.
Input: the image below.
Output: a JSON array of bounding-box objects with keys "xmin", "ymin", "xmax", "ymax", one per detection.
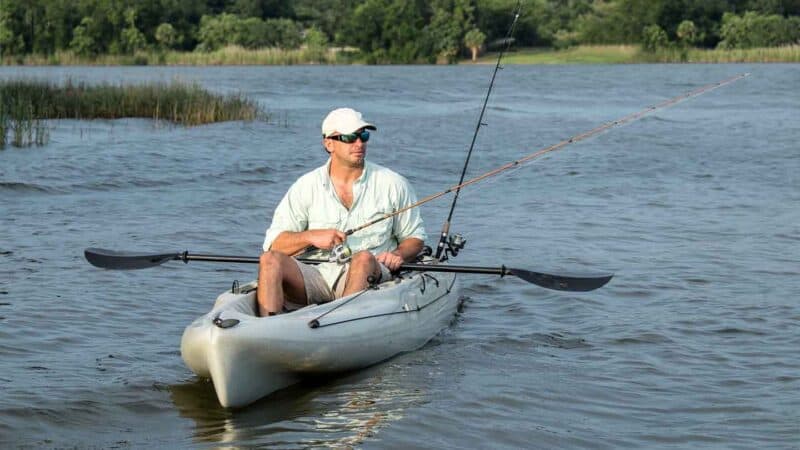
[{"xmin": 181, "ymin": 268, "xmax": 459, "ymax": 407}]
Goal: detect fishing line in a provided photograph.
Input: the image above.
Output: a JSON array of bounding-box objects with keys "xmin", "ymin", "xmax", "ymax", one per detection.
[{"xmin": 343, "ymin": 72, "xmax": 750, "ymax": 238}]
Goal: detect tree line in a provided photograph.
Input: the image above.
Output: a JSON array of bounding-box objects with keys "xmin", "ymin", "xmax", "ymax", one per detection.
[{"xmin": 1, "ymin": 0, "xmax": 799, "ymax": 63}]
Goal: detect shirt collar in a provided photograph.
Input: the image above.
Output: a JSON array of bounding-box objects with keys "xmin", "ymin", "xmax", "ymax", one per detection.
[{"xmin": 320, "ymin": 158, "xmax": 370, "ymax": 187}]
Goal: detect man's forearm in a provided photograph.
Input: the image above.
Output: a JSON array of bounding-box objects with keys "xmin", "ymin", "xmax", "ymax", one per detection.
[
  {"xmin": 269, "ymin": 231, "xmax": 312, "ymax": 256},
  {"xmin": 393, "ymin": 238, "xmax": 424, "ymax": 262}
]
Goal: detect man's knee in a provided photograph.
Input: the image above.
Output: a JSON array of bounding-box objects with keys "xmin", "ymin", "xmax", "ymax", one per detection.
[
  {"xmin": 349, "ymin": 251, "xmax": 382, "ymax": 281},
  {"xmin": 259, "ymin": 251, "xmax": 286, "ymax": 274},
  {"xmin": 350, "ymin": 251, "xmax": 376, "ymax": 269}
]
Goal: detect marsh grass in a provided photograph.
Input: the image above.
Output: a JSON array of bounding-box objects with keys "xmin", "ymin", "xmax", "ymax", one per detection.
[
  {"xmin": 0, "ymin": 79, "xmax": 268, "ymax": 148},
  {"xmin": 646, "ymin": 45, "xmax": 800, "ymax": 63},
  {"xmin": 476, "ymin": 44, "xmax": 800, "ymax": 64},
  {"xmin": 482, "ymin": 45, "xmax": 640, "ymax": 64},
  {"xmin": 0, "ymin": 99, "xmax": 49, "ymax": 149},
  {"xmin": 6, "ymin": 46, "xmax": 351, "ymax": 66}
]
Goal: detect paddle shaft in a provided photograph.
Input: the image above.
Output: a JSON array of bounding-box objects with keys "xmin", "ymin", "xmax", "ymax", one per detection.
[
  {"xmin": 181, "ymin": 253, "xmax": 611, "ymax": 291},
  {"xmin": 184, "ymin": 253, "xmax": 511, "ymax": 275},
  {"xmin": 84, "ymin": 248, "xmax": 612, "ymax": 291}
]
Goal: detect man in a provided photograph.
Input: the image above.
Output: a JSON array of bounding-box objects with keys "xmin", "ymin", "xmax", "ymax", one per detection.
[{"xmin": 257, "ymin": 108, "xmax": 426, "ymax": 316}]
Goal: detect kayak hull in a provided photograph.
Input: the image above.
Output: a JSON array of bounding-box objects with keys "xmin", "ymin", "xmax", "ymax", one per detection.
[{"xmin": 181, "ymin": 269, "xmax": 459, "ymax": 408}]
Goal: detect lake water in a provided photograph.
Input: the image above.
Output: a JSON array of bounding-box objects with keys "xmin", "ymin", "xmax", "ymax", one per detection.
[{"xmin": 1, "ymin": 64, "xmax": 798, "ymax": 449}]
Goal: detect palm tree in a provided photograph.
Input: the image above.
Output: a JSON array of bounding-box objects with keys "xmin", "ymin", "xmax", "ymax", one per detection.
[{"xmin": 463, "ymin": 28, "xmax": 486, "ymax": 62}]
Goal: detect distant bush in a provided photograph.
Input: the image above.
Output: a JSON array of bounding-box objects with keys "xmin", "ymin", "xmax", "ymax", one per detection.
[
  {"xmin": 718, "ymin": 12, "xmax": 800, "ymax": 49},
  {"xmin": 642, "ymin": 25, "xmax": 669, "ymax": 52},
  {"xmin": 155, "ymin": 23, "xmax": 180, "ymax": 51},
  {"xmin": 197, "ymin": 14, "xmax": 302, "ymax": 52},
  {"xmin": 676, "ymin": 20, "xmax": 702, "ymax": 47}
]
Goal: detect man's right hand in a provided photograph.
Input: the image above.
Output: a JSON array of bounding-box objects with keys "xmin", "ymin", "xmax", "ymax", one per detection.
[{"xmin": 304, "ymin": 229, "xmax": 347, "ymax": 250}]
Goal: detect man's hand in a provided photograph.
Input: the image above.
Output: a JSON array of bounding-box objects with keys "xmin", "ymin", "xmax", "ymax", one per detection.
[
  {"xmin": 376, "ymin": 251, "xmax": 404, "ymax": 271},
  {"xmin": 305, "ymin": 229, "xmax": 347, "ymax": 250}
]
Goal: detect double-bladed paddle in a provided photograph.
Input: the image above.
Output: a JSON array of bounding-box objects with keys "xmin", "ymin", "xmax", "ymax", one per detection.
[{"xmin": 84, "ymin": 248, "xmax": 612, "ymax": 292}]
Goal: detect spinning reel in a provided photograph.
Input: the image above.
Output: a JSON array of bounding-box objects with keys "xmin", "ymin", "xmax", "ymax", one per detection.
[
  {"xmin": 442, "ymin": 233, "xmax": 466, "ymax": 260},
  {"xmin": 329, "ymin": 244, "xmax": 353, "ymax": 265}
]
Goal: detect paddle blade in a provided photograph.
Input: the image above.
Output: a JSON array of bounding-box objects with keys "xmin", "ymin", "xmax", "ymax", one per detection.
[
  {"xmin": 507, "ymin": 268, "xmax": 613, "ymax": 292},
  {"xmin": 84, "ymin": 248, "xmax": 180, "ymax": 270}
]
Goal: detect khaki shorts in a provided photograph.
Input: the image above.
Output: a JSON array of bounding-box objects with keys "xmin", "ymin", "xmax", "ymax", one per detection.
[{"xmin": 287, "ymin": 259, "xmax": 391, "ymax": 309}]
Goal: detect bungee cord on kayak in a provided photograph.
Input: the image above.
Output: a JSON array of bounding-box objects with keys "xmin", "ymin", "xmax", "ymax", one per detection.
[
  {"xmin": 308, "ymin": 274, "xmax": 457, "ymax": 329},
  {"xmin": 342, "ymin": 72, "xmax": 750, "ymax": 239}
]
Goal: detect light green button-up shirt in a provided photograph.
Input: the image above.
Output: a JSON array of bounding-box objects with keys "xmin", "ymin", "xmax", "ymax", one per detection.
[{"xmin": 263, "ymin": 159, "xmax": 426, "ymax": 287}]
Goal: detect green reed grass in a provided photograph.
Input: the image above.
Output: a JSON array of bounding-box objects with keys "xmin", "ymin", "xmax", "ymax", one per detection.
[
  {"xmin": 0, "ymin": 95, "xmax": 49, "ymax": 149},
  {"xmin": 685, "ymin": 45, "xmax": 800, "ymax": 63},
  {"xmin": 0, "ymin": 79, "xmax": 268, "ymax": 148},
  {"xmin": 6, "ymin": 46, "xmax": 349, "ymax": 66},
  {"xmin": 476, "ymin": 44, "xmax": 800, "ymax": 64}
]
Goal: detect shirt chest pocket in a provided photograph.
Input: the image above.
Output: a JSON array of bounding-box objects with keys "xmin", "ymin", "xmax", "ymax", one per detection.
[
  {"xmin": 306, "ymin": 210, "xmax": 343, "ymax": 231},
  {"xmin": 351, "ymin": 211, "xmax": 394, "ymax": 250}
]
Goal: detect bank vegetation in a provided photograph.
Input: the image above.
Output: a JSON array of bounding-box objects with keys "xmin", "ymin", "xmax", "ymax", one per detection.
[
  {"xmin": 1, "ymin": 1, "xmax": 799, "ymax": 65},
  {"xmin": 0, "ymin": 79, "xmax": 267, "ymax": 149}
]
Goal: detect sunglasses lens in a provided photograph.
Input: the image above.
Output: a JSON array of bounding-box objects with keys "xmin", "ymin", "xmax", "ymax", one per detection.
[
  {"xmin": 330, "ymin": 130, "xmax": 370, "ymax": 143},
  {"xmin": 335, "ymin": 130, "xmax": 369, "ymax": 143}
]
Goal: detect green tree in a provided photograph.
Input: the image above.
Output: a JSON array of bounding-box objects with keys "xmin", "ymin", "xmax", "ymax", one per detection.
[
  {"xmin": 120, "ymin": 8, "xmax": 147, "ymax": 53},
  {"xmin": 0, "ymin": 8, "xmax": 22, "ymax": 56},
  {"xmin": 304, "ymin": 26, "xmax": 328, "ymax": 62},
  {"xmin": 261, "ymin": 18, "xmax": 303, "ymax": 48},
  {"xmin": 381, "ymin": 0, "xmax": 428, "ymax": 63},
  {"xmin": 464, "ymin": 28, "xmax": 486, "ymax": 61},
  {"xmin": 475, "ymin": 0, "xmax": 544, "ymax": 47},
  {"xmin": 424, "ymin": 0, "xmax": 475, "ymax": 63},
  {"xmin": 228, "ymin": 0, "xmax": 295, "ymax": 18},
  {"xmin": 196, "ymin": 13, "xmax": 240, "ymax": 51},
  {"xmin": 718, "ymin": 11, "xmax": 800, "ymax": 48},
  {"xmin": 577, "ymin": 0, "xmax": 665, "ymax": 44},
  {"xmin": 70, "ymin": 17, "xmax": 98, "ymax": 56},
  {"xmin": 676, "ymin": 19, "xmax": 700, "ymax": 46},
  {"xmin": 340, "ymin": 0, "xmax": 428, "ymax": 63},
  {"xmin": 156, "ymin": 0, "xmax": 209, "ymax": 50},
  {"xmin": 642, "ymin": 24, "xmax": 669, "ymax": 51},
  {"xmin": 155, "ymin": 23, "xmax": 179, "ymax": 50},
  {"xmin": 294, "ymin": 0, "xmax": 358, "ymax": 41},
  {"xmin": 0, "ymin": 0, "xmax": 26, "ymax": 55},
  {"xmin": 536, "ymin": 0, "xmax": 593, "ymax": 45}
]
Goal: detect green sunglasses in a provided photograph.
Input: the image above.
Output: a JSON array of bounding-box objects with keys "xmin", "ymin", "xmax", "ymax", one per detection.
[{"xmin": 327, "ymin": 130, "xmax": 370, "ymax": 144}]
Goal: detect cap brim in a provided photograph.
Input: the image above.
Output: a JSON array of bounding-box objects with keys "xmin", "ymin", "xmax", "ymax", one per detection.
[{"xmin": 325, "ymin": 123, "xmax": 376, "ymax": 137}]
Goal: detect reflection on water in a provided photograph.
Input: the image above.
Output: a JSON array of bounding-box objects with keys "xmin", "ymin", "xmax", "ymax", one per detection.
[{"xmin": 170, "ymin": 361, "xmax": 430, "ymax": 448}]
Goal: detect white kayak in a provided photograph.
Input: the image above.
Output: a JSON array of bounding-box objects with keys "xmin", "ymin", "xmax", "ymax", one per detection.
[{"xmin": 180, "ymin": 266, "xmax": 459, "ymax": 408}]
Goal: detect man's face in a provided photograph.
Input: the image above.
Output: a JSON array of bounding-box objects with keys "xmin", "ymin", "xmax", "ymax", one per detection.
[{"xmin": 324, "ymin": 128, "xmax": 370, "ymax": 168}]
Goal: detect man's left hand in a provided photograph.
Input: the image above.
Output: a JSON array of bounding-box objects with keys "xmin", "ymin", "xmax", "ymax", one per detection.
[{"xmin": 375, "ymin": 251, "xmax": 404, "ymax": 271}]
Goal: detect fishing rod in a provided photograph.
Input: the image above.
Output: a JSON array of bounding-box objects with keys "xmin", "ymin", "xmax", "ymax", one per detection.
[
  {"xmin": 342, "ymin": 72, "xmax": 750, "ymax": 238},
  {"xmin": 433, "ymin": 2, "xmax": 522, "ymax": 261}
]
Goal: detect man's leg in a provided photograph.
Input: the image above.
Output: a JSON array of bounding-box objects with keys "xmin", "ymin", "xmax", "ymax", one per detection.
[
  {"xmin": 341, "ymin": 251, "xmax": 383, "ymax": 297},
  {"xmin": 257, "ymin": 251, "xmax": 307, "ymax": 316}
]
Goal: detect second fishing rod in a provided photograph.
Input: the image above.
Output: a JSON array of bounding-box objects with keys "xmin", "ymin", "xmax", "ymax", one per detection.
[
  {"xmin": 432, "ymin": 3, "xmax": 522, "ymax": 261},
  {"xmin": 327, "ymin": 4, "xmax": 522, "ymax": 265}
]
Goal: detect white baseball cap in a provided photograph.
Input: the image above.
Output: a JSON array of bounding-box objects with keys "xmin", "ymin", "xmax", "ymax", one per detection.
[{"xmin": 321, "ymin": 108, "xmax": 376, "ymax": 137}]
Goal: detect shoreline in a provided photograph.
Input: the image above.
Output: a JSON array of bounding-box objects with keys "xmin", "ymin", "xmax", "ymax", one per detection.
[{"xmin": 2, "ymin": 45, "xmax": 799, "ymax": 66}]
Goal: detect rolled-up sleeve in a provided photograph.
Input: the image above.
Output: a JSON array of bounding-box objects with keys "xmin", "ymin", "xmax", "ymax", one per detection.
[
  {"xmin": 393, "ymin": 180, "xmax": 426, "ymax": 243},
  {"xmin": 263, "ymin": 182, "xmax": 308, "ymax": 251}
]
